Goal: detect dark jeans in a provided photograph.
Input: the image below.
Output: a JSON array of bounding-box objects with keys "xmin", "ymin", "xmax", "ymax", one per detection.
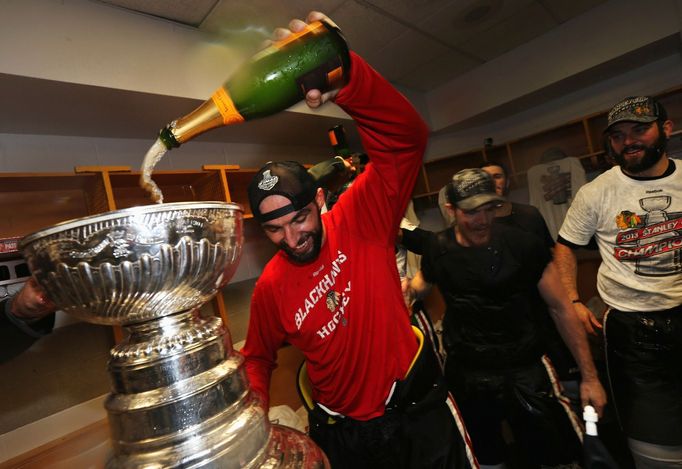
[{"xmin": 605, "ymin": 307, "xmax": 682, "ymax": 445}]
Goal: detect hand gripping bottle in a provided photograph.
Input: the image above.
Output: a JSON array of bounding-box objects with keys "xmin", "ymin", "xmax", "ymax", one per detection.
[
  {"xmin": 158, "ymin": 20, "xmax": 350, "ymax": 149},
  {"xmin": 583, "ymin": 405, "xmax": 620, "ymax": 469}
]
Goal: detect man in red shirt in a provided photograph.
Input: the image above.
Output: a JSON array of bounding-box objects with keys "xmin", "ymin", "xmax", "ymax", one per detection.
[{"xmin": 241, "ymin": 11, "xmax": 477, "ymax": 469}]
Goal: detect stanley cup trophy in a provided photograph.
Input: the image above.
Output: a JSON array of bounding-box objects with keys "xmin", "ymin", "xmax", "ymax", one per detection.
[{"xmin": 20, "ymin": 201, "xmax": 328, "ymax": 468}]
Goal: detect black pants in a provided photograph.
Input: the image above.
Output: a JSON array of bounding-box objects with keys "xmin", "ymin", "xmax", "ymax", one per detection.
[
  {"xmin": 307, "ymin": 334, "xmax": 476, "ymax": 469},
  {"xmin": 605, "ymin": 307, "xmax": 682, "ymax": 445},
  {"xmin": 446, "ymin": 356, "xmax": 582, "ymax": 468}
]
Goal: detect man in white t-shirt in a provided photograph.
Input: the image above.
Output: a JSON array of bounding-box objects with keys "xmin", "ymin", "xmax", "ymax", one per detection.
[{"xmin": 555, "ymin": 96, "xmax": 681, "ymax": 468}]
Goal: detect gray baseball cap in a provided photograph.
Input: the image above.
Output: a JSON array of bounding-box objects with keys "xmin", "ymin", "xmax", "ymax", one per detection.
[{"xmin": 446, "ymin": 168, "xmax": 505, "ymax": 210}]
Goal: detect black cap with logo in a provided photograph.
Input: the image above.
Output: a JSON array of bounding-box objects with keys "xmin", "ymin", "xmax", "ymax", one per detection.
[{"xmin": 248, "ymin": 161, "xmax": 318, "ymax": 223}]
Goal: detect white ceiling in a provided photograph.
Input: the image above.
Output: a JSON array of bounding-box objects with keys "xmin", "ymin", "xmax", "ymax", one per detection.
[{"xmin": 98, "ymin": 0, "xmax": 608, "ymax": 92}]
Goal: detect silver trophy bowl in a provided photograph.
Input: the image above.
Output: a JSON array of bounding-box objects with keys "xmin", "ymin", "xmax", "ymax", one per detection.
[
  {"xmin": 20, "ymin": 202, "xmax": 328, "ymax": 468},
  {"xmin": 20, "ymin": 201, "xmax": 243, "ymax": 325}
]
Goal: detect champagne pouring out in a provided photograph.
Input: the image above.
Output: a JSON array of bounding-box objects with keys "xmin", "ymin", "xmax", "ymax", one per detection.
[{"xmin": 139, "ymin": 19, "xmax": 350, "ymax": 203}]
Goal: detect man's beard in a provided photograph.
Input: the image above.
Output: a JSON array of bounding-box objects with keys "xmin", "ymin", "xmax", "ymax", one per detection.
[
  {"xmin": 280, "ymin": 212, "xmax": 323, "ymax": 265},
  {"xmin": 611, "ymin": 131, "xmax": 668, "ymax": 174}
]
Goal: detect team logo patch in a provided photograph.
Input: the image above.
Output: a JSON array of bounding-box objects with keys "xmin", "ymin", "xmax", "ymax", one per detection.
[
  {"xmin": 258, "ymin": 170, "xmax": 278, "ymax": 191},
  {"xmin": 326, "ymin": 290, "xmax": 347, "ymax": 326},
  {"xmin": 326, "ymin": 290, "xmax": 340, "ymax": 312},
  {"xmin": 616, "ymin": 210, "xmax": 642, "ymax": 229}
]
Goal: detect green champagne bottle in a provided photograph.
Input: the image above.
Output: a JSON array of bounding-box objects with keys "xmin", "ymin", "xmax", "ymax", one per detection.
[
  {"xmin": 159, "ymin": 20, "xmax": 350, "ymax": 149},
  {"xmin": 328, "ymin": 124, "xmax": 351, "ymax": 158}
]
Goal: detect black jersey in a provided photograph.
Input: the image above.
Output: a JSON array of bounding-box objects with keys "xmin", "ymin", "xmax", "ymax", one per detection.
[
  {"xmin": 421, "ymin": 224, "xmax": 552, "ymax": 368},
  {"xmin": 495, "ymin": 202, "xmax": 554, "ymax": 248}
]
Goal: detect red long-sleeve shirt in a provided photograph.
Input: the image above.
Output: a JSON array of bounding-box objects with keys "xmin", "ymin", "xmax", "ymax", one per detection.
[{"xmin": 241, "ymin": 52, "xmax": 428, "ymax": 420}]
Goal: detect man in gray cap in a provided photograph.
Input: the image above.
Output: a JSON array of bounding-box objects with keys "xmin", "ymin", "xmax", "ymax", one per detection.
[
  {"xmin": 409, "ymin": 168, "xmax": 606, "ymax": 469},
  {"xmin": 555, "ymin": 96, "xmax": 681, "ymax": 467}
]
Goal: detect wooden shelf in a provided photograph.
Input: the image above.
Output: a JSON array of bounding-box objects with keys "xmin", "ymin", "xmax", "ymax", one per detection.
[
  {"xmin": 223, "ymin": 168, "xmax": 261, "ymax": 217},
  {"xmin": 423, "ymin": 150, "xmax": 484, "ymax": 193},
  {"xmin": 412, "ymin": 191, "xmax": 441, "ymax": 212},
  {"xmin": 0, "ymin": 172, "xmax": 104, "ymax": 239},
  {"xmin": 109, "ymin": 170, "xmax": 225, "ymax": 209}
]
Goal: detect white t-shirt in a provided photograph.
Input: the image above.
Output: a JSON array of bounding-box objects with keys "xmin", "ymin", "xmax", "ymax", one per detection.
[
  {"xmin": 528, "ymin": 157, "xmax": 587, "ymax": 240},
  {"xmin": 559, "ymin": 164, "xmax": 682, "ymax": 312}
]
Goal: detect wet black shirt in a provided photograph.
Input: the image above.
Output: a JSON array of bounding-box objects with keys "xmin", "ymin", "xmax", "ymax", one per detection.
[
  {"xmin": 421, "ymin": 224, "xmax": 552, "ymax": 369},
  {"xmin": 495, "ymin": 202, "xmax": 554, "ymax": 248}
]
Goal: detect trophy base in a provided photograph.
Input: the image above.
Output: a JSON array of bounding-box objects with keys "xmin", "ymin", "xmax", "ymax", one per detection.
[
  {"xmin": 105, "ymin": 424, "xmax": 328, "ymax": 469},
  {"xmin": 102, "ymin": 311, "xmax": 327, "ymax": 469}
]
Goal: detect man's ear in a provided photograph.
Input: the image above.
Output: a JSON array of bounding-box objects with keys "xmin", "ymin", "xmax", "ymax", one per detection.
[
  {"xmin": 314, "ymin": 187, "xmax": 326, "ymax": 209},
  {"xmin": 445, "ymin": 203, "xmax": 456, "ymax": 218},
  {"xmin": 662, "ymin": 119, "xmax": 674, "ymax": 138}
]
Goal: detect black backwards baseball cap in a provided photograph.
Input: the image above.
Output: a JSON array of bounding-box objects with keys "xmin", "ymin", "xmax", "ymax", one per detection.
[
  {"xmin": 248, "ymin": 161, "xmax": 318, "ymax": 223},
  {"xmin": 446, "ymin": 168, "xmax": 505, "ymax": 210},
  {"xmin": 606, "ymin": 96, "xmax": 668, "ymax": 132}
]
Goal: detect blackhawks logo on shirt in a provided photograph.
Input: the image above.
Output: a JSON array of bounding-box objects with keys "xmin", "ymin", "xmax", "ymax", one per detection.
[
  {"xmin": 325, "ymin": 290, "xmax": 347, "ymax": 326},
  {"xmin": 616, "ymin": 210, "xmax": 642, "ymax": 229},
  {"xmin": 326, "ymin": 290, "xmax": 341, "ymax": 313}
]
